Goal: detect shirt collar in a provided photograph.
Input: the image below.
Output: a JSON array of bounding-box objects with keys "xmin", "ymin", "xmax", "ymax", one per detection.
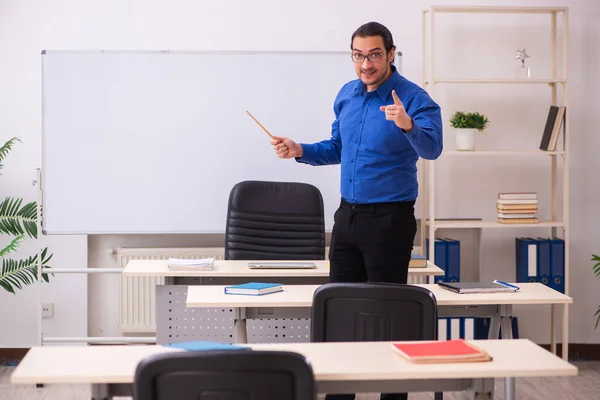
[
  {"xmin": 374, "ymin": 64, "xmax": 401, "ymax": 101},
  {"xmin": 353, "ymin": 64, "xmax": 401, "ymax": 101}
]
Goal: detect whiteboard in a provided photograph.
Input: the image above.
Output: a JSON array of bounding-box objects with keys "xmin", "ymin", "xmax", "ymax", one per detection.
[{"xmin": 42, "ymin": 50, "xmax": 364, "ymax": 234}]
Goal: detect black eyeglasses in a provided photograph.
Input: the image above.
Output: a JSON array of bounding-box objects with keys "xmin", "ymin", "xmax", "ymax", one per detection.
[{"xmin": 351, "ymin": 51, "xmax": 386, "ymax": 63}]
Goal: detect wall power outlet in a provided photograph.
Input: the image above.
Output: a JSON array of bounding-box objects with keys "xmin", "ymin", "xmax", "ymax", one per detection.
[{"xmin": 42, "ymin": 302, "xmax": 54, "ymax": 318}]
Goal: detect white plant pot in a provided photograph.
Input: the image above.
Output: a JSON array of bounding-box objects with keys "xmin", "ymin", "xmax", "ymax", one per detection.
[{"xmin": 456, "ymin": 128, "xmax": 478, "ymax": 151}]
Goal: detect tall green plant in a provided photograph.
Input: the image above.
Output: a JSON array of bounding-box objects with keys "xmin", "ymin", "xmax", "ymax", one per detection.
[
  {"xmin": 593, "ymin": 254, "xmax": 600, "ymax": 329},
  {"xmin": 0, "ymin": 137, "xmax": 53, "ymax": 294}
]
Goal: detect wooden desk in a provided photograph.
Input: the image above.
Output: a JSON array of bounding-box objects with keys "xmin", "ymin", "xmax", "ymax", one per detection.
[
  {"xmin": 123, "ymin": 259, "xmax": 444, "ymax": 280},
  {"xmin": 186, "ymin": 283, "xmax": 572, "ymax": 359},
  {"xmin": 121, "ymin": 260, "xmax": 444, "ymax": 344},
  {"xmin": 11, "ymin": 340, "xmax": 577, "ymax": 400}
]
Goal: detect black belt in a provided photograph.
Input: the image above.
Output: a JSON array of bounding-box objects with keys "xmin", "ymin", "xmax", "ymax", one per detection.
[{"xmin": 340, "ymin": 198, "xmax": 415, "ymax": 212}]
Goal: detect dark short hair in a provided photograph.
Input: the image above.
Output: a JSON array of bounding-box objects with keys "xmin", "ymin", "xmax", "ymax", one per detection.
[{"xmin": 351, "ymin": 22, "xmax": 395, "ymax": 53}]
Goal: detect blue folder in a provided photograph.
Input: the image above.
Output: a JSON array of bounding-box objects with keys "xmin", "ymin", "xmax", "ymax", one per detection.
[
  {"xmin": 443, "ymin": 238, "xmax": 461, "ymax": 282},
  {"xmin": 536, "ymin": 237, "xmax": 552, "ymax": 287},
  {"xmin": 549, "ymin": 237, "xmax": 565, "ymax": 293},
  {"xmin": 426, "ymin": 238, "xmax": 447, "ymax": 283},
  {"xmin": 515, "ymin": 237, "xmax": 538, "ymax": 283}
]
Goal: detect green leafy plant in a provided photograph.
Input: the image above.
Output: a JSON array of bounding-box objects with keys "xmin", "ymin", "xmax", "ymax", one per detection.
[
  {"xmin": 0, "ymin": 137, "xmax": 53, "ymax": 294},
  {"xmin": 593, "ymin": 254, "xmax": 600, "ymax": 329},
  {"xmin": 449, "ymin": 111, "xmax": 490, "ymax": 132}
]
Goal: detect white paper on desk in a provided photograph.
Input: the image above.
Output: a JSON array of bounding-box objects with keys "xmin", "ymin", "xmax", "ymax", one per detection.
[{"xmin": 167, "ymin": 257, "xmax": 215, "ymax": 270}]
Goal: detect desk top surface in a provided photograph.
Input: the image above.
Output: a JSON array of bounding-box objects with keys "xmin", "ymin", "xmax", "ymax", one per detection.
[
  {"xmin": 123, "ymin": 259, "xmax": 443, "ymax": 277},
  {"xmin": 11, "ymin": 339, "xmax": 576, "ymax": 385},
  {"xmin": 186, "ymin": 283, "xmax": 572, "ymax": 308}
]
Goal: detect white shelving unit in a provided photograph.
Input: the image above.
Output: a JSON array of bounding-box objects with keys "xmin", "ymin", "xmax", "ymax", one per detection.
[{"xmin": 420, "ymin": 5, "xmax": 569, "ymax": 359}]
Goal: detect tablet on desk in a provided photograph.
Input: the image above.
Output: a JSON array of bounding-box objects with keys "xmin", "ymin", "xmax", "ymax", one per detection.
[
  {"xmin": 438, "ymin": 281, "xmax": 519, "ymax": 294},
  {"xmin": 247, "ymin": 262, "xmax": 317, "ymax": 270}
]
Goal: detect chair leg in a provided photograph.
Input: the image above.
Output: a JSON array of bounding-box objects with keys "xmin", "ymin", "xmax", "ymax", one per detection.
[{"xmin": 434, "ymin": 392, "xmax": 443, "ymax": 400}]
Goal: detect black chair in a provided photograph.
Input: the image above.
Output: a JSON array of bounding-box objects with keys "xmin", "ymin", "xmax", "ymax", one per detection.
[
  {"xmin": 224, "ymin": 180, "xmax": 326, "ymax": 260},
  {"xmin": 134, "ymin": 350, "xmax": 316, "ymax": 400},
  {"xmin": 311, "ymin": 282, "xmax": 442, "ymax": 400}
]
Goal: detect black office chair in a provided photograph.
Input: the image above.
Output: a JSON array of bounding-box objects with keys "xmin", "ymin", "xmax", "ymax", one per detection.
[
  {"xmin": 311, "ymin": 282, "xmax": 442, "ymax": 400},
  {"xmin": 134, "ymin": 350, "xmax": 316, "ymax": 400},
  {"xmin": 224, "ymin": 180, "xmax": 326, "ymax": 260}
]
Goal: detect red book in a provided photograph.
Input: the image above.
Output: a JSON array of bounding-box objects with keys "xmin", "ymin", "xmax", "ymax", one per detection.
[{"xmin": 392, "ymin": 340, "xmax": 492, "ymax": 363}]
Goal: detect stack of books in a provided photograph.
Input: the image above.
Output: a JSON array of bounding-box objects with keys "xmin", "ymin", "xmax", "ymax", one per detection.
[
  {"xmin": 167, "ymin": 257, "xmax": 215, "ymax": 271},
  {"xmin": 497, "ymin": 192, "xmax": 538, "ymax": 224},
  {"xmin": 392, "ymin": 339, "xmax": 492, "ymax": 364},
  {"xmin": 224, "ymin": 282, "xmax": 283, "ymax": 296},
  {"xmin": 409, "ymin": 253, "xmax": 427, "ymax": 267}
]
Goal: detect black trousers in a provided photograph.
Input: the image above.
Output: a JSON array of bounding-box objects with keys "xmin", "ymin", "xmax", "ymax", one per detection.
[{"xmin": 325, "ymin": 198, "xmax": 417, "ymax": 400}]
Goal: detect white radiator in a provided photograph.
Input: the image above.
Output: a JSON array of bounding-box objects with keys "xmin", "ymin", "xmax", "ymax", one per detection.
[{"xmin": 118, "ymin": 247, "xmax": 225, "ymax": 333}]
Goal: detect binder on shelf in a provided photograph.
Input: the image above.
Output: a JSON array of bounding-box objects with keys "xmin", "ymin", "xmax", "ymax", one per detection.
[
  {"xmin": 536, "ymin": 237, "xmax": 552, "ymax": 287},
  {"xmin": 438, "ymin": 317, "xmax": 475, "ymax": 340},
  {"xmin": 515, "ymin": 237, "xmax": 538, "ymax": 283},
  {"xmin": 426, "ymin": 238, "xmax": 447, "ymax": 283},
  {"xmin": 549, "ymin": 237, "xmax": 565, "ymax": 293},
  {"xmin": 443, "ymin": 238, "xmax": 461, "ymax": 282}
]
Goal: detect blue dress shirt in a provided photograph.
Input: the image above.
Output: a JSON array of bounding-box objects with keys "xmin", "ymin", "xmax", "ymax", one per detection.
[{"xmin": 297, "ymin": 65, "xmax": 443, "ymax": 204}]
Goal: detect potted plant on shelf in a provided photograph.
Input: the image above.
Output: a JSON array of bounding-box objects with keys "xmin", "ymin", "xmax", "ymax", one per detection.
[{"xmin": 449, "ymin": 111, "xmax": 490, "ymax": 151}]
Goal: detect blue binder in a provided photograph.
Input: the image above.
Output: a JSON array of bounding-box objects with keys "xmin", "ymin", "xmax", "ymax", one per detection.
[
  {"xmin": 536, "ymin": 237, "xmax": 552, "ymax": 287},
  {"xmin": 549, "ymin": 237, "xmax": 565, "ymax": 293},
  {"xmin": 515, "ymin": 237, "xmax": 538, "ymax": 283},
  {"xmin": 443, "ymin": 238, "xmax": 461, "ymax": 282},
  {"xmin": 426, "ymin": 238, "xmax": 447, "ymax": 283},
  {"xmin": 438, "ymin": 317, "xmax": 458, "ymax": 340}
]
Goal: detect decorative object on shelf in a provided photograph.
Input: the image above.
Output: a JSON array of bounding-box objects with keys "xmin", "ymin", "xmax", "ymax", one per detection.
[
  {"xmin": 593, "ymin": 254, "xmax": 600, "ymax": 328},
  {"xmin": 515, "ymin": 49, "xmax": 531, "ymax": 78},
  {"xmin": 449, "ymin": 111, "xmax": 490, "ymax": 151}
]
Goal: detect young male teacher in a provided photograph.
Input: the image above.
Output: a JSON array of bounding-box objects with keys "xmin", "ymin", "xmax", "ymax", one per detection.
[
  {"xmin": 272, "ymin": 21, "xmax": 443, "ymax": 400},
  {"xmin": 273, "ymin": 20, "xmax": 443, "ymax": 282}
]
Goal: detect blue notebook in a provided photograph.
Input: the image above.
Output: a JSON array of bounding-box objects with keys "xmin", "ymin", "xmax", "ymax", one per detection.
[
  {"xmin": 224, "ymin": 282, "xmax": 283, "ymax": 296},
  {"xmin": 165, "ymin": 341, "xmax": 249, "ymax": 351}
]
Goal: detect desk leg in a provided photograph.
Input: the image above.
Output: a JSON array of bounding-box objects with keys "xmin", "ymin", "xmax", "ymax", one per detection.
[
  {"xmin": 500, "ymin": 317, "xmax": 513, "ymax": 340},
  {"xmin": 473, "ymin": 377, "xmax": 494, "ymax": 399},
  {"xmin": 504, "ymin": 378, "xmax": 516, "ymax": 400},
  {"xmin": 233, "ymin": 307, "xmax": 248, "ymax": 344},
  {"xmin": 562, "ymin": 304, "xmax": 569, "ymax": 360},
  {"xmin": 488, "ymin": 316, "xmax": 501, "ymax": 339},
  {"xmin": 91, "ymin": 383, "xmax": 109, "ymax": 400},
  {"xmin": 499, "ymin": 306, "xmax": 516, "ymax": 400},
  {"xmin": 551, "ymin": 304, "xmax": 557, "ymax": 355}
]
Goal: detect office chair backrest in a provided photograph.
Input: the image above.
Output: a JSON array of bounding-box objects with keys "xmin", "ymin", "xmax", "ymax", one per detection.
[
  {"xmin": 225, "ymin": 180, "xmax": 326, "ymax": 260},
  {"xmin": 134, "ymin": 350, "xmax": 316, "ymax": 400},
  {"xmin": 311, "ymin": 283, "xmax": 438, "ymax": 342}
]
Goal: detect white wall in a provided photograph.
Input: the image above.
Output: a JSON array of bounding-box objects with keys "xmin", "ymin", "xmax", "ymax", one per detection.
[{"xmin": 1, "ymin": 0, "xmax": 599, "ymax": 346}]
